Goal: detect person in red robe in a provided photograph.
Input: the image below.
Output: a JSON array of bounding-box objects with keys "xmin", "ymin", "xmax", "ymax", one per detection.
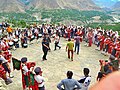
[
  {"xmin": 99, "ymin": 32, "xmax": 105, "ymax": 51},
  {"xmin": 101, "ymin": 35, "xmax": 111, "ymax": 55},
  {"xmin": 21, "ymin": 57, "xmax": 29, "ymax": 90},
  {"xmin": 67, "ymin": 28, "xmax": 71, "ymax": 39},
  {"xmin": 88, "ymin": 30, "xmax": 93, "ymax": 47},
  {"xmin": 114, "ymin": 38, "xmax": 120, "ymax": 60}
]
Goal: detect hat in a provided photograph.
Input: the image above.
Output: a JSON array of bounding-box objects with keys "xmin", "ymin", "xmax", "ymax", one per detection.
[
  {"xmin": 21, "ymin": 57, "xmax": 27, "ymax": 63},
  {"xmin": 34, "ymin": 67, "xmax": 42, "ymax": 73},
  {"xmin": 109, "ymin": 55, "xmax": 115, "ymax": 60}
]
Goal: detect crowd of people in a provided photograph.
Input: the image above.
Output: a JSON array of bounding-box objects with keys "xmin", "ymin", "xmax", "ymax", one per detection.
[{"xmin": 0, "ymin": 22, "xmax": 120, "ymax": 90}]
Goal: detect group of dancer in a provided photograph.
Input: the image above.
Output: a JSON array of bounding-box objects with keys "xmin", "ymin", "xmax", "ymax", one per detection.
[{"xmin": 0, "ymin": 22, "xmax": 120, "ymax": 90}]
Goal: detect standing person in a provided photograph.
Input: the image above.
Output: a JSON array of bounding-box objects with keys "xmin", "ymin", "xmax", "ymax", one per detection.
[
  {"xmin": 88, "ymin": 30, "xmax": 93, "ymax": 47},
  {"xmin": 74, "ymin": 34, "xmax": 81, "ymax": 55},
  {"xmin": 34, "ymin": 67, "xmax": 45, "ymax": 90},
  {"xmin": 0, "ymin": 60, "xmax": 12, "ymax": 85},
  {"xmin": 0, "ymin": 50, "xmax": 12, "ymax": 78},
  {"xmin": 57, "ymin": 71, "xmax": 81, "ymax": 90},
  {"xmin": 66, "ymin": 38, "xmax": 74, "ymax": 61},
  {"xmin": 21, "ymin": 57, "xmax": 29, "ymax": 90},
  {"xmin": 42, "ymin": 38, "xmax": 49, "ymax": 61},
  {"xmin": 6, "ymin": 25, "xmax": 13, "ymax": 36},
  {"xmin": 53, "ymin": 34, "xmax": 61, "ymax": 51},
  {"xmin": 78, "ymin": 68, "xmax": 91, "ymax": 90},
  {"xmin": 45, "ymin": 34, "xmax": 51, "ymax": 51}
]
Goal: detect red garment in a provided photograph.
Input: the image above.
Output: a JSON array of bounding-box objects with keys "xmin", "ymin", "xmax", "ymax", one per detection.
[
  {"xmin": 88, "ymin": 33, "xmax": 93, "ymax": 47},
  {"xmin": 21, "ymin": 64, "xmax": 29, "ymax": 90},
  {"xmin": 99, "ymin": 35, "xmax": 105, "ymax": 50},
  {"xmin": 0, "ymin": 65, "xmax": 6, "ymax": 80},
  {"xmin": 27, "ymin": 62, "xmax": 38, "ymax": 90},
  {"xmin": 32, "ymin": 79, "xmax": 39, "ymax": 90},
  {"xmin": 115, "ymin": 42, "xmax": 120, "ymax": 51},
  {"xmin": 3, "ymin": 51, "xmax": 12, "ymax": 63},
  {"xmin": 108, "ymin": 42, "xmax": 115, "ymax": 54},
  {"xmin": 104, "ymin": 38, "xmax": 111, "ymax": 45},
  {"xmin": 76, "ymin": 31, "xmax": 83, "ymax": 36},
  {"xmin": 2, "ymin": 42, "xmax": 9, "ymax": 51},
  {"xmin": 67, "ymin": 29, "xmax": 71, "ymax": 38},
  {"xmin": 68, "ymin": 50, "xmax": 73, "ymax": 60}
]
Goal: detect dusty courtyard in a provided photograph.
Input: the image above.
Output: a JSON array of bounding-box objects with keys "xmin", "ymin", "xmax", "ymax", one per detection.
[{"xmin": 0, "ymin": 38, "xmax": 109, "ymax": 90}]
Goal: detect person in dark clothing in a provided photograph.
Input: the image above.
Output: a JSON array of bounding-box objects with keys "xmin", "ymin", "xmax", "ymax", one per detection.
[
  {"xmin": 45, "ymin": 34, "xmax": 51, "ymax": 51},
  {"xmin": 42, "ymin": 38, "xmax": 49, "ymax": 61}
]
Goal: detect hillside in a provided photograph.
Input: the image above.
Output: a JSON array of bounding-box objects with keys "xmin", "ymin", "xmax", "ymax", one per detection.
[
  {"xmin": 24, "ymin": 0, "xmax": 101, "ymax": 11},
  {"xmin": 0, "ymin": 0, "xmax": 25, "ymax": 12},
  {"xmin": 0, "ymin": 0, "xmax": 101, "ymax": 13}
]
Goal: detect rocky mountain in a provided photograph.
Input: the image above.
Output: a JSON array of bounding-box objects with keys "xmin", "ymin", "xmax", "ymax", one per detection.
[
  {"xmin": 27, "ymin": 0, "xmax": 101, "ymax": 10},
  {"xmin": 27, "ymin": 0, "xmax": 60, "ymax": 9},
  {"xmin": 0, "ymin": 0, "xmax": 25, "ymax": 12},
  {"xmin": 112, "ymin": 1, "xmax": 120, "ymax": 10},
  {"xmin": 0, "ymin": 0, "xmax": 101, "ymax": 13}
]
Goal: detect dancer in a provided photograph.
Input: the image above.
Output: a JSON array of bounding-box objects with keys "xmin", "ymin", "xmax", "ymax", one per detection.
[{"xmin": 66, "ymin": 38, "xmax": 74, "ymax": 61}]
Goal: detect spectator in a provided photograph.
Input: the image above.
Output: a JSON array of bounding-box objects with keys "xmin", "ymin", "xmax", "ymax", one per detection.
[
  {"xmin": 78, "ymin": 68, "xmax": 91, "ymax": 90},
  {"xmin": 34, "ymin": 67, "xmax": 45, "ymax": 90},
  {"xmin": 57, "ymin": 71, "xmax": 81, "ymax": 90}
]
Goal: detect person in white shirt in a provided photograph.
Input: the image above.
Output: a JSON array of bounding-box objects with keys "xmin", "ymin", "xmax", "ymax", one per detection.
[
  {"xmin": 53, "ymin": 34, "xmax": 61, "ymax": 50},
  {"xmin": 78, "ymin": 68, "xmax": 91, "ymax": 90},
  {"xmin": 21, "ymin": 57, "xmax": 29, "ymax": 90},
  {"xmin": 34, "ymin": 67, "xmax": 45, "ymax": 90}
]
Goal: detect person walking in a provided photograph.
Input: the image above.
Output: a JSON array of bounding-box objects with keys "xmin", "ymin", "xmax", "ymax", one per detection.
[
  {"xmin": 53, "ymin": 34, "xmax": 61, "ymax": 51},
  {"xmin": 66, "ymin": 38, "xmax": 74, "ymax": 61},
  {"xmin": 42, "ymin": 38, "xmax": 49, "ymax": 61},
  {"xmin": 74, "ymin": 34, "xmax": 81, "ymax": 55}
]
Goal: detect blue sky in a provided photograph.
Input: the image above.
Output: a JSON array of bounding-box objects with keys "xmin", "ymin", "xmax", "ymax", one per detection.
[{"xmin": 93, "ymin": 0, "xmax": 120, "ymax": 7}]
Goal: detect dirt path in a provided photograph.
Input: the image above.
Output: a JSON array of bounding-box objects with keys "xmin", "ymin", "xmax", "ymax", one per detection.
[{"xmin": 0, "ymin": 38, "xmax": 109, "ymax": 90}]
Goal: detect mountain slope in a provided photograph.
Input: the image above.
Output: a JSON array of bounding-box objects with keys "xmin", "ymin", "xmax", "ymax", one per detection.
[
  {"xmin": 0, "ymin": 0, "xmax": 101, "ymax": 12},
  {"xmin": 0, "ymin": 0, "xmax": 25, "ymax": 12},
  {"xmin": 27, "ymin": 0, "xmax": 60, "ymax": 9},
  {"xmin": 28, "ymin": 0, "xmax": 101, "ymax": 10}
]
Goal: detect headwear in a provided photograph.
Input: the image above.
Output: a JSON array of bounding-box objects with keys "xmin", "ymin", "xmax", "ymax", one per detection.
[
  {"xmin": 21, "ymin": 57, "xmax": 27, "ymax": 63},
  {"xmin": 109, "ymin": 55, "xmax": 115, "ymax": 60},
  {"xmin": 34, "ymin": 67, "xmax": 42, "ymax": 73}
]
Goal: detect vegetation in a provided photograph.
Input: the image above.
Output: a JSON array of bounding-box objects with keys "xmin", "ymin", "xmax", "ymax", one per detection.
[{"xmin": 0, "ymin": 9, "xmax": 119, "ymax": 31}]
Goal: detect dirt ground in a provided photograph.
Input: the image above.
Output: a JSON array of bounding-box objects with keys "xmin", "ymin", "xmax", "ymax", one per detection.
[{"xmin": 0, "ymin": 38, "xmax": 109, "ymax": 90}]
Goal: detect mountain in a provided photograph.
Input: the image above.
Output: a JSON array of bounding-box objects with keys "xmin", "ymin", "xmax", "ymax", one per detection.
[
  {"xmin": 0, "ymin": 0, "xmax": 25, "ymax": 12},
  {"xmin": 27, "ymin": 0, "xmax": 101, "ymax": 10},
  {"xmin": 112, "ymin": 1, "xmax": 120, "ymax": 10},
  {"xmin": 0, "ymin": 0, "xmax": 101, "ymax": 13},
  {"xmin": 93, "ymin": 0, "xmax": 119, "ymax": 8},
  {"xmin": 27, "ymin": 0, "xmax": 60, "ymax": 9}
]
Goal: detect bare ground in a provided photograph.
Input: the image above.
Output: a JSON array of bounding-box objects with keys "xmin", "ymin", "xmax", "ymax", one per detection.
[{"xmin": 0, "ymin": 38, "xmax": 109, "ymax": 90}]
